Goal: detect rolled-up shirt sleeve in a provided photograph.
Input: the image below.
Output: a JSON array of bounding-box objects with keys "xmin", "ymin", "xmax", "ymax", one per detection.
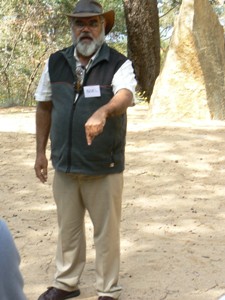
[
  {"xmin": 112, "ymin": 59, "xmax": 137, "ymax": 99},
  {"xmin": 34, "ymin": 60, "xmax": 52, "ymax": 102}
]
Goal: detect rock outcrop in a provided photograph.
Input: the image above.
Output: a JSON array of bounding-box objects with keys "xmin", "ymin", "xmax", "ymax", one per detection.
[{"xmin": 149, "ymin": 0, "xmax": 225, "ymax": 120}]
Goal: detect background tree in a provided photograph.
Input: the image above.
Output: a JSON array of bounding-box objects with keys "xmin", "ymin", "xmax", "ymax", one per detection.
[{"xmin": 123, "ymin": 0, "xmax": 160, "ymax": 101}]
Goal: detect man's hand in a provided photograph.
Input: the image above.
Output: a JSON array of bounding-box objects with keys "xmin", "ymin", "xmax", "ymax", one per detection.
[
  {"xmin": 84, "ymin": 89, "xmax": 133, "ymax": 145},
  {"xmin": 85, "ymin": 108, "xmax": 107, "ymax": 145},
  {"xmin": 34, "ymin": 154, "xmax": 48, "ymax": 183}
]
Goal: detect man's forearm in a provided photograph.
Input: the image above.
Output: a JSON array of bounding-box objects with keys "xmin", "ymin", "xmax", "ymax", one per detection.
[
  {"xmin": 103, "ymin": 88, "xmax": 133, "ymax": 118},
  {"xmin": 36, "ymin": 101, "xmax": 52, "ymax": 155}
]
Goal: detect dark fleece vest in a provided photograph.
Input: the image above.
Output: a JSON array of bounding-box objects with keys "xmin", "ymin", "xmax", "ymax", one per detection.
[{"xmin": 49, "ymin": 43, "xmax": 128, "ymax": 175}]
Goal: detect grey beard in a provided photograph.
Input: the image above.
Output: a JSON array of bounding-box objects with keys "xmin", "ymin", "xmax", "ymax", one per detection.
[
  {"xmin": 73, "ymin": 29, "xmax": 105, "ymax": 57},
  {"xmin": 76, "ymin": 40, "xmax": 100, "ymax": 57}
]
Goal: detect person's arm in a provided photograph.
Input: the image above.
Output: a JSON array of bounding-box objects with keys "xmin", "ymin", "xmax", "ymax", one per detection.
[
  {"xmin": 0, "ymin": 219, "xmax": 27, "ymax": 300},
  {"xmin": 34, "ymin": 101, "xmax": 52, "ymax": 183},
  {"xmin": 85, "ymin": 88, "xmax": 133, "ymax": 146},
  {"xmin": 85, "ymin": 58, "xmax": 136, "ymax": 146}
]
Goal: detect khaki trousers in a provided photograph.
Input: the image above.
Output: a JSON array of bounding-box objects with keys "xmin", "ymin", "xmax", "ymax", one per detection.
[{"xmin": 52, "ymin": 171, "xmax": 123, "ymax": 299}]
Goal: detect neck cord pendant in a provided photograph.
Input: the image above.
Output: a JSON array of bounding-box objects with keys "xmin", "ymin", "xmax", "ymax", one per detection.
[{"xmin": 74, "ymin": 65, "xmax": 85, "ymax": 103}]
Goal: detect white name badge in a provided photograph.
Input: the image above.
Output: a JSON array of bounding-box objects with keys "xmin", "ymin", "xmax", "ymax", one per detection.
[{"xmin": 84, "ymin": 85, "xmax": 101, "ymax": 98}]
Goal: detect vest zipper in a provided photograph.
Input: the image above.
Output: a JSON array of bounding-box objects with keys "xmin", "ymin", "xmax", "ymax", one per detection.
[
  {"xmin": 66, "ymin": 67, "xmax": 86, "ymax": 172},
  {"xmin": 66, "ymin": 91, "xmax": 84, "ymax": 172},
  {"xmin": 66, "ymin": 101, "xmax": 76, "ymax": 173}
]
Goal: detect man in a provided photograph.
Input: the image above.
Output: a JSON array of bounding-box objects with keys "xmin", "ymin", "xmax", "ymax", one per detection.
[{"xmin": 34, "ymin": 1, "xmax": 136, "ymax": 299}]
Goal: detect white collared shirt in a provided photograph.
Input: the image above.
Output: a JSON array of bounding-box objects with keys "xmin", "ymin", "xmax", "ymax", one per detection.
[{"xmin": 35, "ymin": 48, "xmax": 137, "ymax": 102}]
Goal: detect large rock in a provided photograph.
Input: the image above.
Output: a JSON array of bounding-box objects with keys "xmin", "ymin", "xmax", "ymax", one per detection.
[{"xmin": 149, "ymin": 0, "xmax": 225, "ymax": 120}]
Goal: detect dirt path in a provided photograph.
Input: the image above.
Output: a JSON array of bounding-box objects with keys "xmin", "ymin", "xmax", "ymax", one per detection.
[{"xmin": 1, "ymin": 104, "xmax": 225, "ymax": 300}]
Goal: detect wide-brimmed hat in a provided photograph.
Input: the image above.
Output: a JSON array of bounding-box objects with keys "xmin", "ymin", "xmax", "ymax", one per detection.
[{"xmin": 66, "ymin": 0, "xmax": 115, "ymax": 35}]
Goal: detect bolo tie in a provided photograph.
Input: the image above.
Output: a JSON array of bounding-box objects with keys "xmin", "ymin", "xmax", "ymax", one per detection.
[{"xmin": 74, "ymin": 65, "xmax": 85, "ymax": 103}]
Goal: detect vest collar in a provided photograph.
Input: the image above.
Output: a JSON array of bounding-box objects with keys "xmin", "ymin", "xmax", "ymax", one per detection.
[{"xmin": 61, "ymin": 43, "xmax": 110, "ymax": 76}]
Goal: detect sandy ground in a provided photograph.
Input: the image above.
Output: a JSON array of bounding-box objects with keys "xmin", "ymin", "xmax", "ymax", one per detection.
[{"xmin": 1, "ymin": 104, "xmax": 225, "ymax": 300}]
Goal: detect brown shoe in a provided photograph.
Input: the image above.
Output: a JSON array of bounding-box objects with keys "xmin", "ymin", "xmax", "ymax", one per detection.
[
  {"xmin": 98, "ymin": 297, "xmax": 115, "ymax": 300},
  {"xmin": 38, "ymin": 287, "xmax": 80, "ymax": 300}
]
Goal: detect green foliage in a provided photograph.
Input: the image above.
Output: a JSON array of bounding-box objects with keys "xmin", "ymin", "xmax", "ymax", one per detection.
[
  {"xmin": 108, "ymin": 42, "xmax": 127, "ymax": 56},
  {"xmin": 0, "ymin": 0, "xmax": 69, "ymax": 106},
  {"xmin": 101, "ymin": 0, "xmax": 126, "ymax": 35}
]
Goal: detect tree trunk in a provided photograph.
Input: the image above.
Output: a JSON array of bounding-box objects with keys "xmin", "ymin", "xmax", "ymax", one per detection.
[{"xmin": 123, "ymin": 0, "xmax": 160, "ymax": 101}]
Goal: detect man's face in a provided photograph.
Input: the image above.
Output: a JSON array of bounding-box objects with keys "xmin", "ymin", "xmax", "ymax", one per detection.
[{"xmin": 72, "ymin": 16, "xmax": 105, "ymax": 57}]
